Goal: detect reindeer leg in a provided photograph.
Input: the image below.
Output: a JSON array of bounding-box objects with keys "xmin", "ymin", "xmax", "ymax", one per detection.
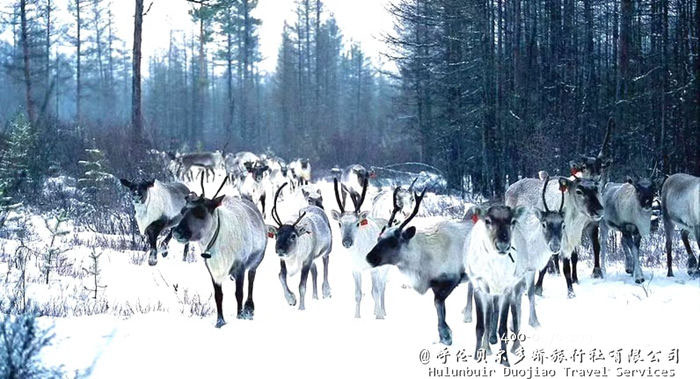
[
  {"xmin": 474, "ymin": 293, "xmax": 486, "ymax": 357},
  {"xmin": 322, "ymin": 254, "xmax": 331, "ymax": 298},
  {"xmin": 145, "ymin": 219, "xmax": 166, "ymax": 266},
  {"xmin": 353, "ymin": 271, "xmax": 362, "ymax": 318},
  {"xmin": 212, "ymin": 280, "xmax": 225, "ymax": 328},
  {"xmin": 159, "ymin": 229, "xmax": 173, "ymax": 257},
  {"xmin": 371, "ymin": 269, "xmax": 387, "ymax": 319},
  {"xmin": 563, "ymin": 257, "xmax": 575, "ymax": 298},
  {"xmin": 664, "ymin": 220, "xmax": 674, "ymax": 277},
  {"xmin": 591, "ymin": 224, "xmax": 603, "ymax": 278},
  {"xmin": 511, "ymin": 291, "xmax": 523, "ymax": 352},
  {"xmin": 527, "ymin": 271, "xmax": 540, "ymax": 327},
  {"xmin": 631, "ymin": 227, "xmax": 644, "ymax": 284},
  {"xmin": 431, "ymin": 278, "xmax": 459, "ymax": 346},
  {"xmin": 311, "ymin": 262, "xmax": 319, "ymax": 300},
  {"xmin": 489, "ymin": 296, "xmax": 498, "ymax": 344},
  {"xmin": 260, "ymin": 194, "xmax": 266, "ymax": 219},
  {"xmin": 298, "ymin": 264, "xmax": 311, "ymax": 311},
  {"xmin": 571, "ymin": 250, "xmax": 579, "ymax": 284},
  {"xmin": 463, "ymin": 281, "xmax": 474, "ymax": 323},
  {"xmin": 278, "ymin": 260, "xmax": 296, "ymax": 306},
  {"xmin": 535, "ymin": 267, "xmax": 546, "ymax": 296},
  {"xmin": 242, "ymin": 269, "xmax": 256, "ymax": 319},
  {"xmin": 498, "ymin": 297, "xmax": 511, "ymax": 367},
  {"xmin": 681, "ymin": 230, "xmax": 698, "ymax": 276},
  {"xmin": 234, "ymin": 267, "xmax": 245, "ymax": 318},
  {"xmin": 182, "ymin": 243, "xmax": 189, "ymax": 262}
]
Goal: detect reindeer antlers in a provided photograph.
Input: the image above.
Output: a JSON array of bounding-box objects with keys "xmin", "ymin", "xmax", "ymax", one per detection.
[
  {"xmin": 333, "ymin": 178, "xmax": 345, "ymax": 213},
  {"xmin": 386, "ymin": 187, "xmax": 402, "ymax": 227},
  {"xmin": 398, "ymin": 188, "xmax": 427, "ymax": 231},
  {"xmin": 271, "ymin": 183, "xmax": 287, "ymax": 227},
  {"xmin": 542, "ymin": 176, "xmax": 551, "ymax": 213},
  {"xmin": 542, "ymin": 175, "xmax": 564, "ymax": 214},
  {"xmin": 351, "ymin": 178, "xmax": 368, "ymax": 212}
]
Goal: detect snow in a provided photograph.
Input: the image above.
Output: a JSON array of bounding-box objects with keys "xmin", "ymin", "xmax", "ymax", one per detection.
[{"xmin": 2, "ymin": 177, "xmax": 699, "ymax": 378}]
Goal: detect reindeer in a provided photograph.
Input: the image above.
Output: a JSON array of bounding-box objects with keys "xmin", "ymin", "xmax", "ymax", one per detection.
[
  {"xmin": 366, "ymin": 189, "xmax": 471, "ymax": 345},
  {"xmin": 289, "ymin": 159, "xmax": 311, "ymax": 188},
  {"xmin": 267, "ymin": 183, "xmax": 333, "ymax": 310},
  {"xmin": 119, "ymin": 178, "xmax": 191, "ymax": 265},
  {"xmin": 172, "ymin": 178, "xmax": 267, "ymax": 327},
  {"xmin": 567, "ymin": 118, "xmax": 614, "ymax": 279},
  {"xmin": 596, "ymin": 176, "xmax": 656, "ymax": 283},
  {"xmin": 370, "ymin": 177, "xmax": 417, "ymax": 225},
  {"xmin": 301, "ymin": 184, "xmax": 324, "ymax": 208},
  {"xmin": 224, "ymin": 151, "xmax": 259, "ymax": 184},
  {"xmin": 332, "ymin": 178, "xmax": 390, "ymax": 319},
  {"xmin": 339, "ymin": 164, "xmax": 373, "ymax": 210},
  {"xmin": 506, "ymin": 176, "xmax": 603, "ymax": 298},
  {"xmin": 661, "ymin": 173, "xmax": 700, "ymax": 277},
  {"xmin": 168, "ymin": 151, "xmax": 224, "ymax": 182},
  {"xmin": 463, "ymin": 204, "xmax": 528, "ymax": 366},
  {"xmin": 239, "ymin": 161, "xmax": 270, "ymax": 218}
]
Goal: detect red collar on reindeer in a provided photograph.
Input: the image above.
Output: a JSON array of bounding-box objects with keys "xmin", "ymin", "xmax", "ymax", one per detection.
[
  {"xmin": 360, "ymin": 219, "xmax": 368, "ymax": 226},
  {"xmin": 471, "ymin": 214, "xmax": 479, "ymax": 224}
]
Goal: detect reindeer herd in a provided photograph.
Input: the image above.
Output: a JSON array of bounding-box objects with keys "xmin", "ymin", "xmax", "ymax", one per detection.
[{"xmin": 120, "ymin": 133, "xmax": 699, "ymax": 367}]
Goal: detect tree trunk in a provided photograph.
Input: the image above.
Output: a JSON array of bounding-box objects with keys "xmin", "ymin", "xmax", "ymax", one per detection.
[{"xmin": 132, "ymin": 0, "xmax": 144, "ymax": 140}]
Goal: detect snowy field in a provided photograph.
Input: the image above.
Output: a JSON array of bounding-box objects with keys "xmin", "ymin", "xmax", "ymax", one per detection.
[{"xmin": 2, "ymin": 178, "xmax": 699, "ymax": 378}]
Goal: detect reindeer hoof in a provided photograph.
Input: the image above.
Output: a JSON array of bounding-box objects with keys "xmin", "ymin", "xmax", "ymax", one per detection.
[
  {"xmin": 322, "ymin": 284, "xmax": 332, "ymax": 299},
  {"xmin": 463, "ymin": 313, "xmax": 472, "ymax": 323},
  {"xmin": 215, "ymin": 319, "xmax": 226, "ymax": 328},
  {"xmin": 148, "ymin": 250, "xmax": 158, "ymax": 266},
  {"xmin": 529, "ymin": 318, "xmax": 540, "ymax": 328},
  {"xmin": 667, "ymin": 271, "xmax": 674, "ymax": 277},
  {"xmin": 592, "ymin": 267, "xmax": 604, "ymax": 279},
  {"xmin": 534, "ymin": 287, "xmax": 543, "ymax": 297},
  {"xmin": 285, "ymin": 293, "xmax": 297, "ymax": 306},
  {"xmin": 567, "ymin": 291, "xmax": 576, "ymax": 299},
  {"xmin": 500, "ymin": 356, "xmax": 510, "ymax": 367},
  {"xmin": 439, "ymin": 329, "xmax": 452, "ymax": 346},
  {"xmin": 635, "ymin": 277, "xmax": 645, "ymax": 284}
]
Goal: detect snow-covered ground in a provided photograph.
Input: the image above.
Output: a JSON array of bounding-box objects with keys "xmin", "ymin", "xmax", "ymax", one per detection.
[{"xmin": 2, "ymin": 177, "xmax": 699, "ymax": 378}]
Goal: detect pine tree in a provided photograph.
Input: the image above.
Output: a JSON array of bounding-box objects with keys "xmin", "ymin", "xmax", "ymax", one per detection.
[
  {"xmin": 0, "ymin": 112, "xmax": 36, "ymax": 198},
  {"xmin": 77, "ymin": 146, "xmax": 112, "ymax": 204}
]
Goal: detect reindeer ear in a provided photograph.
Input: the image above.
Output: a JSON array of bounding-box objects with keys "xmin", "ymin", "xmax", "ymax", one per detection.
[
  {"xmin": 558, "ymin": 178, "xmax": 573, "ymax": 191},
  {"xmin": 297, "ymin": 224, "xmax": 311, "ymax": 235},
  {"xmin": 331, "ymin": 210, "xmax": 341, "ymax": 220},
  {"xmin": 626, "ymin": 176, "xmax": 634, "ymax": 185},
  {"xmin": 119, "ymin": 178, "xmax": 133, "ymax": 188},
  {"xmin": 534, "ymin": 209, "xmax": 545, "ymax": 221},
  {"xmin": 145, "ymin": 180, "xmax": 155, "ymax": 188},
  {"xmin": 401, "ymin": 226, "xmax": 416, "ymax": 241},
  {"xmin": 513, "ymin": 206, "xmax": 529, "ymax": 220},
  {"xmin": 209, "ymin": 195, "xmax": 225, "ymax": 210}
]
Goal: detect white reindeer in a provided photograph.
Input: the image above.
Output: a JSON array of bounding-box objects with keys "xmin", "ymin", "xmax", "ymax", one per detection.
[{"xmin": 331, "ymin": 178, "xmax": 389, "ymax": 319}]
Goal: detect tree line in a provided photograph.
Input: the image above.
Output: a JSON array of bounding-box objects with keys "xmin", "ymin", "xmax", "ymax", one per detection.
[{"xmin": 0, "ymin": 0, "xmax": 698, "ymax": 200}]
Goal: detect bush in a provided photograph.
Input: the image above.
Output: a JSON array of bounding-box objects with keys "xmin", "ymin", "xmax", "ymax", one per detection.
[{"xmin": 0, "ymin": 312, "xmax": 63, "ymax": 379}]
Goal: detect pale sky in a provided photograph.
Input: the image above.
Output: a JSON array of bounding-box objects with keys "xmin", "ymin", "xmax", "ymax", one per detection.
[{"xmin": 1, "ymin": 0, "xmax": 395, "ymax": 74}]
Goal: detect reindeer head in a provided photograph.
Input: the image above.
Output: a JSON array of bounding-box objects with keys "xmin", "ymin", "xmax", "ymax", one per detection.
[
  {"xmin": 301, "ymin": 185, "xmax": 324, "ymax": 208},
  {"xmin": 120, "ymin": 178, "xmax": 155, "ymax": 204},
  {"xmin": 331, "ymin": 178, "xmax": 369, "ymax": 248},
  {"xmin": 251, "ymin": 162, "xmax": 269, "ymax": 182},
  {"xmin": 559, "ymin": 177, "xmax": 604, "ymax": 221},
  {"xmin": 366, "ymin": 188, "xmax": 426, "ymax": 267},
  {"xmin": 626, "ymin": 176, "xmax": 655, "ymax": 211},
  {"xmin": 470, "ymin": 205, "xmax": 528, "ymax": 255},
  {"xmin": 569, "ymin": 118, "xmax": 614, "ymax": 180},
  {"xmin": 266, "ymin": 183, "xmax": 309, "ymax": 258},
  {"xmin": 173, "ymin": 176, "xmax": 228, "ymax": 244},
  {"xmin": 534, "ymin": 176, "xmax": 566, "ymax": 254}
]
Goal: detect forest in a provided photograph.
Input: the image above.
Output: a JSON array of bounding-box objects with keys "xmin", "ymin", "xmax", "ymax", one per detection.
[{"xmin": 0, "ymin": 0, "xmax": 698, "ymax": 204}]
